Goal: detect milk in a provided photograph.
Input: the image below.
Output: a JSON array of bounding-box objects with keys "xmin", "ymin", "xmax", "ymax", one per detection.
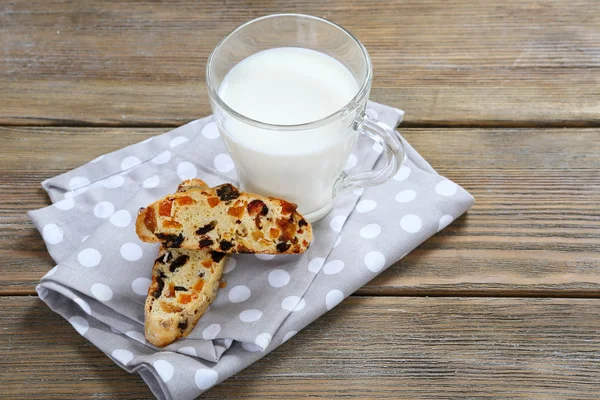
[{"xmin": 217, "ymin": 47, "xmax": 361, "ymax": 218}]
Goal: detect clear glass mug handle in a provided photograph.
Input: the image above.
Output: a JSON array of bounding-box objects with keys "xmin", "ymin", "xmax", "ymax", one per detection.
[{"xmin": 335, "ymin": 114, "xmax": 406, "ymax": 196}]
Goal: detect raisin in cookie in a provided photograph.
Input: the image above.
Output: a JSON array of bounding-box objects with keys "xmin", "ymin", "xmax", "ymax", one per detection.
[
  {"xmin": 136, "ymin": 182, "xmax": 312, "ymax": 254},
  {"xmin": 145, "ymin": 246, "xmax": 226, "ymax": 347}
]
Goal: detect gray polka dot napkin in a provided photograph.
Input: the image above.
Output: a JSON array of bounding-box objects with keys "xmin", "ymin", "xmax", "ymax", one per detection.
[{"xmin": 29, "ymin": 101, "xmax": 474, "ymax": 400}]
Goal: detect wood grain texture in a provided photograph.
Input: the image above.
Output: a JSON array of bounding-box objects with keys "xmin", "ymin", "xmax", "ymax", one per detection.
[
  {"xmin": 2, "ymin": 126, "xmax": 599, "ymax": 295},
  {"xmin": 1, "ymin": 296, "xmax": 599, "ymax": 399},
  {"xmin": 3, "ymin": 1, "xmax": 600, "ymax": 398},
  {"xmin": 1, "ymin": 0, "xmax": 599, "ymax": 126}
]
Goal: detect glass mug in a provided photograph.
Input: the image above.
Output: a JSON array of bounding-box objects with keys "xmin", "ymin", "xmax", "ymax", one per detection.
[{"xmin": 206, "ymin": 14, "xmax": 405, "ymax": 222}]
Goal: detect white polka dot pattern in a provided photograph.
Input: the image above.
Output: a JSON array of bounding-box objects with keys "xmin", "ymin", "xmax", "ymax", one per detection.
[
  {"xmin": 109, "ymin": 210, "xmax": 131, "ymax": 227},
  {"xmin": 195, "ymin": 369, "xmax": 219, "ymax": 390},
  {"xmin": 201, "ymin": 122, "xmax": 220, "ymax": 139},
  {"xmin": 438, "ymin": 214, "xmax": 454, "ymax": 231},
  {"xmin": 330, "ymin": 216, "xmax": 346, "ymax": 232},
  {"xmin": 42, "ymin": 223, "xmax": 63, "ymax": 245},
  {"xmin": 93, "ymin": 201, "xmax": 114, "ymax": 218},
  {"xmin": 223, "ymin": 258, "xmax": 237, "ymax": 274},
  {"xmin": 325, "ymin": 290, "xmax": 344, "ymax": 310},
  {"xmin": 91, "ymin": 283, "xmax": 113, "ymax": 301},
  {"xmin": 214, "ymin": 154, "xmax": 235, "ymax": 173},
  {"xmin": 112, "ymin": 349, "xmax": 134, "ymax": 366},
  {"xmin": 268, "ymin": 269, "xmax": 290, "ymax": 287},
  {"xmin": 228, "ymin": 285, "xmax": 251, "ymax": 303},
  {"xmin": 131, "ymin": 277, "xmax": 151, "ymax": 296},
  {"xmin": 360, "ymin": 223, "xmax": 381, "ymax": 239},
  {"xmin": 69, "ymin": 176, "xmax": 90, "ymax": 190},
  {"xmin": 78, "ymin": 248, "xmax": 101, "ymax": 268},
  {"xmin": 364, "ymin": 251, "xmax": 386, "ymax": 272},
  {"xmin": 400, "ymin": 214, "xmax": 422, "ymax": 233},
  {"xmin": 143, "ymin": 175, "xmax": 160, "ymax": 189},
  {"xmin": 435, "ymin": 180, "xmax": 458, "ymax": 196},
  {"xmin": 177, "ymin": 161, "xmax": 197, "ymax": 181},
  {"xmin": 120, "ymin": 156, "xmax": 141, "ymax": 171},
  {"xmin": 170, "ymin": 136, "xmax": 189, "ymax": 148},
  {"xmin": 393, "ymin": 165, "xmax": 411, "ymax": 181},
  {"xmin": 178, "ymin": 346, "xmax": 197, "ymax": 357},
  {"xmin": 54, "ymin": 197, "xmax": 75, "ymax": 210},
  {"xmin": 356, "ymin": 199, "xmax": 377, "ymax": 213},
  {"xmin": 281, "ymin": 296, "xmax": 303, "ymax": 311},
  {"xmin": 307, "ymin": 257, "xmax": 325, "ymax": 273},
  {"xmin": 153, "ymin": 360, "xmax": 174, "ymax": 383},
  {"xmin": 323, "ymin": 260, "xmax": 344, "ymax": 275},
  {"xmin": 242, "ymin": 342, "xmax": 262, "ymax": 352},
  {"xmin": 202, "ymin": 324, "xmax": 221, "ymax": 340},
  {"xmin": 120, "ymin": 243, "xmax": 143, "ymax": 261},
  {"xmin": 255, "ymin": 332, "xmax": 271, "ymax": 349},
  {"xmin": 102, "ymin": 175, "xmax": 124, "ymax": 189},
  {"xmin": 282, "ymin": 331, "xmax": 298, "ymax": 343},
  {"xmin": 239, "ymin": 309, "xmax": 262, "ymax": 322},
  {"xmin": 395, "ymin": 189, "xmax": 416, "ymax": 203},
  {"xmin": 152, "ymin": 151, "xmax": 171, "ymax": 164}
]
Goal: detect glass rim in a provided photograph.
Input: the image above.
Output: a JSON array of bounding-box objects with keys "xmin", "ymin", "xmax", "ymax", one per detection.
[{"xmin": 205, "ymin": 13, "xmax": 372, "ymax": 131}]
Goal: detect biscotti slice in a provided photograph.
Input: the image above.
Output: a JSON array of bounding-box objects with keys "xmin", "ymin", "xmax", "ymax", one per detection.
[
  {"xmin": 136, "ymin": 182, "xmax": 313, "ymax": 255},
  {"xmin": 145, "ymin": 246, "xmax": 226, "ymax": 347}
]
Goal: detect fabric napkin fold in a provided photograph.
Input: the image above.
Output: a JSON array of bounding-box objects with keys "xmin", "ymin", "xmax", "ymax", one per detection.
[{"xmin": 30, "ymin": 101, "xmax": 474, "ymax": 400}]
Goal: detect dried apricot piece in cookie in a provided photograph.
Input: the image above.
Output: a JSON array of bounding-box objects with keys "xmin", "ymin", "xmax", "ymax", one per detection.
[{"xmin": 145, "ymin": 247, "xmax": 226, "ymax": 347}]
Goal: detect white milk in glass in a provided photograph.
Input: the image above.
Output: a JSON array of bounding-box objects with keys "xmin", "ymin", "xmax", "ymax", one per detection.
[{"xmin": 217, "ymin": 47, "xmax": 360, "ymax": 217}]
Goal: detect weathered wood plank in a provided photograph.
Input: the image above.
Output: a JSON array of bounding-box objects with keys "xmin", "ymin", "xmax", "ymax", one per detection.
[
  {"xmin": 1, "ymin": 0, "xmax": 599, "ymax": 126},
  {"xmin": 1, "ymin": 296, "xmax": 599, "ymax": 399},
  {"xmin": 1, "ymin": 127, "xmax": 599, "ymax": 295}
]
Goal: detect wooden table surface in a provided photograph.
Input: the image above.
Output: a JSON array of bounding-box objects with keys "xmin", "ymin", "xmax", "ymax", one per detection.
[{"xmin": 1, "ymin": 1, "xmax": 599, "ymax": 398}]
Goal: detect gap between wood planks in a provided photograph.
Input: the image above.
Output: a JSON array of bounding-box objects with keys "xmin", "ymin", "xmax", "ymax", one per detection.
[
  {"xmin": 4, "ymin": 290, "xmax": 600, "ymax": 299},
  {"xmin": 3, "ymin": 120, "xmax": 600, "ymax": 129}
]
